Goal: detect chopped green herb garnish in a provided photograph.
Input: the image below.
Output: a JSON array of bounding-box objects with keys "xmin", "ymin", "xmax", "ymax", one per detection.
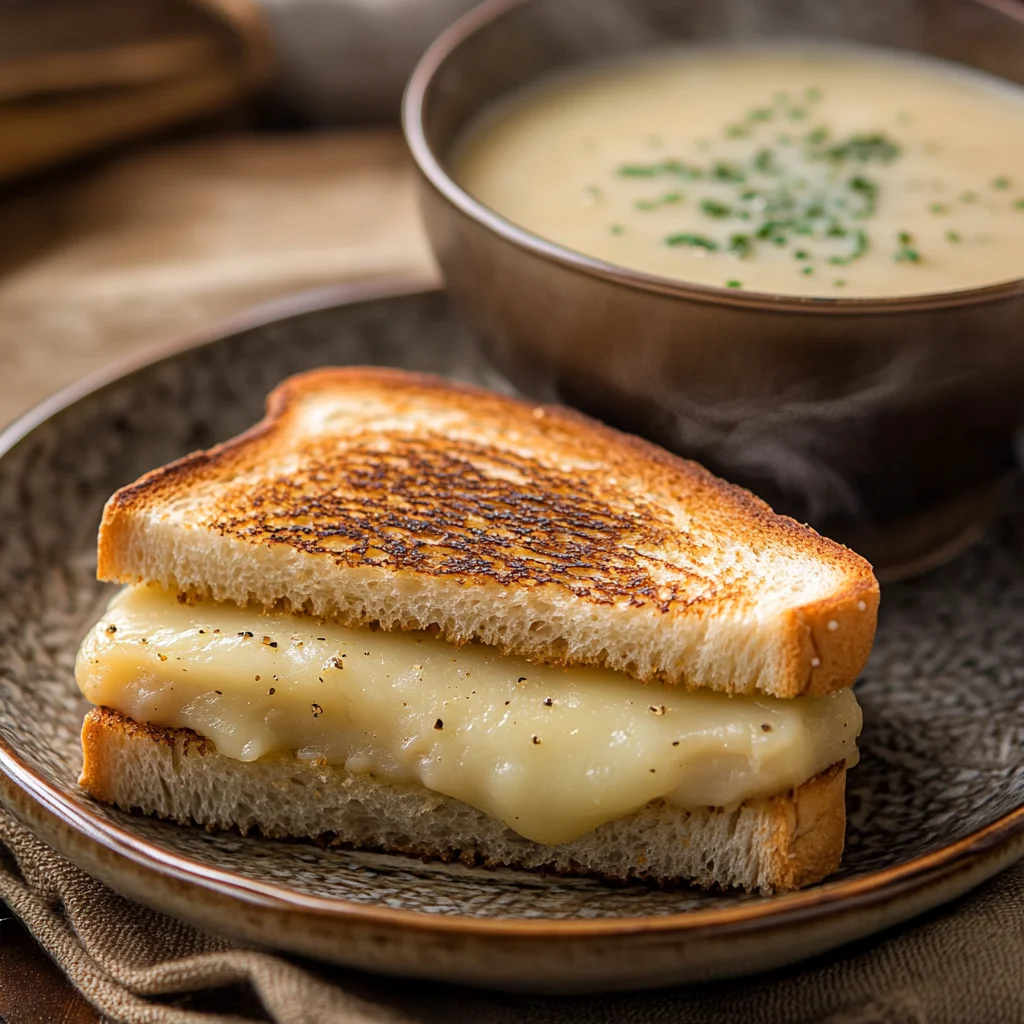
[
  {"xmin": 895, "ymin": 232, "xmax": 921, "ymax": 262},
  {"xmin": 826, "ymin": 133, "xmax": 900, "ymax": 164},
  {"xmin": 828, "ymin": 229, "xmax": 869, "ymax": 265},
  {"xmin": 1014, "ymin": 199, "xmax": 1024, "ymax": 210},
  {"xmin": 946, "ymin": 230, "xmax": 962, "ymax": 243},
  {"xmin": 712, "ymin": 161, "xmax": 746, "ymax": 183},
  {"xmin": 617, "ymin": 161, "xmax": 702, "ymax": 179},
  {"xmin": 993, "ymin": 176, "xmax": 1011, "ymax": 190},
  {"xmin": 728, "ymin": 234, "xmax": 752, "ymax": 257},
  {"xmin": 634, "ymin": 191, "xmax": 685, "ymax": 210},
  {"xmin": 848, "ymin": 176, "xmax": 879, "ymax": 217},
  {"xmin": 665, "ymin": 233, "xmax": 718, "ymax": 250},
  {"xmin": 700, "ymin": 198, "xmax": 732, "ymax": 218},
  {"xmin": 603, "ymin": 89, "xmax": 966, "ymax": 281}
]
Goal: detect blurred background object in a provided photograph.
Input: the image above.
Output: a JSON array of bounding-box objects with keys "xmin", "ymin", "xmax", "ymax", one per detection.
[
  {"xmin": 257, "ymin": 0, "xmax": 480, "ymax": 123},
  {"xmin": 0, "ymin": 0, "xmax": 271, "ymax": 184},
  {"xmin": 0, "ymin": 0, "xmax": 473, "ymax": 427},
  {"xmin": 0, "ymin": 0, "xmax": 483, "ymax": 189}
]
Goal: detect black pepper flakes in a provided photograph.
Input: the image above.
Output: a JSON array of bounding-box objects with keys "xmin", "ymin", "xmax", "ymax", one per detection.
[
  {"xmin": 214, "ymin": 690, "xmax": 222, "ymax": 695},
  {"xmin": 434, "ymin": 718, "xmax": 444, "ymax": 730},
  {"xmin": 672, "ymin": 740, "xmax": 680, "ymax": 746},
  {"xmin": 262, "ymin": 635, "xmax": 278, "ymax": 648},
  {"xmin": 543, "ymin": 697, "xmax": 553, "ymax": 707},
  {"xmin": 331, "ymin": 656, "xmax": 344, "ymax": 670},
  {"xmin": 504, "ymin": 700, "xmax": 510, "ymax": 706},
  {"xmin": 105, "ymin": 624, "xmax": 117, "ymax": 634},
  {"xmin": 254, "ymin": 675, "xmax": 260, "ymax": 682},
  {"xmin": 268, "ymin": 687, "xmax": 276, "ymax": 696},
  {"xmin": 238, "ymin": 631, "xmax": 253, "ymax": 638},
  {"xmin": 517, "ymin": 676, "xmax": 527, "ymax": 683},
  {"xmin": 531, "ymin": 735, "xmax": 541, "ymax": 745},
  {"xmin": 157, "ymin": 653, "xmax": 167, "ymax": 662},
  {"xmin": 311, "ymin": 702, "xmax": 323, "ymax": 718},
  {"xmin": 761, "ymin": 723, "xmax": 772, "ymax": 732},
  {"xmin": 649, "ymin": 704, "xmax": 666, "ymax": 716},
  {"xmin": 317, "ymin": 637, "xmax": 326, "ymax": 641}
]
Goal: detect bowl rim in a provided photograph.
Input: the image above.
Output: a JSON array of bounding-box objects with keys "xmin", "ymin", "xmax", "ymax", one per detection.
[
  {"xmin": 402, "ymin": 0, "xmax": 1024, "ymax": 314},
  {"xmin": 0, "ymin": 275, "xmax": 1023, "ymax": 939}
]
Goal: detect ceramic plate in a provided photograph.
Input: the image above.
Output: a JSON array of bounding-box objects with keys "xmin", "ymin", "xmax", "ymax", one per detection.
[{"xmin": 1, "ymin": 279, "xmax": 1023, "ymax": 993}]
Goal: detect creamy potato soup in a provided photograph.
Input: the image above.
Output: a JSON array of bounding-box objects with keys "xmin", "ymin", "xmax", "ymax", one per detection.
[{"xmin": 455, "ymin": 45, "xmax": 1024, "ymax": 297}]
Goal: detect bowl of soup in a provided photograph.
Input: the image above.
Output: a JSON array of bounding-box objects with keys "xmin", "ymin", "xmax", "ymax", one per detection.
[{"xmin": 403, "ymin": 0, "xmax": 1024, "ymax": 573}]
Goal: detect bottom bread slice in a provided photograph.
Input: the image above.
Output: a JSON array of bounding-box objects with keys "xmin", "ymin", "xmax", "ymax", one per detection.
[{"xmin": 79, "ymin": 707, "xmax": 847, "ymax": 893}]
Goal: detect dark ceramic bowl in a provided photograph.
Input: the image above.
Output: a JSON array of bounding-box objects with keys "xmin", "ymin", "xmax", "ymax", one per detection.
[{"xmin": 403, "ymin": 0, "xmax": 1024, "ymax": 574}]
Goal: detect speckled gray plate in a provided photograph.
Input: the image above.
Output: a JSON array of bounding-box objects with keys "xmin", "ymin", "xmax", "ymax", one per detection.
[{"xmin": 1, "ymin": 279, "xmax": 1023, "ymax": 992}]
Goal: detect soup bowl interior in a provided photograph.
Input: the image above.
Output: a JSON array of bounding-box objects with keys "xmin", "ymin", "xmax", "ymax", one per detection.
[{"xmin": 405, "ymin": 0, "xmax": 1024, "ymax": 572}]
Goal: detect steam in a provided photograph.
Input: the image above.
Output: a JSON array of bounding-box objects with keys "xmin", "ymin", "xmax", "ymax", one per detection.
[{"xmin": 545, "ymin": 330, "xmax": 934, "ymax": 527}]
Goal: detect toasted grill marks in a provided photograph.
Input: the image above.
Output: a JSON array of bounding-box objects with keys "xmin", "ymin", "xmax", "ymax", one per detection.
[
  {"xmin": 210, "ymin": 436, "xmax": 709, "ymax": 610},
  {"xmin": 95, "ymin": 366, "xmax": 880, "ymax": 694}
]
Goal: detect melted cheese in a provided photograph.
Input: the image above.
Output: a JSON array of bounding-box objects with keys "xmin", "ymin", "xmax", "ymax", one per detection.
[{"xmin": 76, "ymin": 585, "xmax": 861, "ymax": 845}]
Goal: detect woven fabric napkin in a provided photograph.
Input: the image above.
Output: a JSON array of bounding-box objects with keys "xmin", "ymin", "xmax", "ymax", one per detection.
[{"xmin": 1, "ymin": 798, "xmax": 1023, "ymax": 1023}]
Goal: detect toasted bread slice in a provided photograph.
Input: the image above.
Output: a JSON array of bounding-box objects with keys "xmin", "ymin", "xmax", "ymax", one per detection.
[
  {"xmin": 80, "ymin": 707, "xmax": 847, "ymax": 893},
  {"xmin": 97, "ymin": 367, "xmax": 878, "ymax": 698}
]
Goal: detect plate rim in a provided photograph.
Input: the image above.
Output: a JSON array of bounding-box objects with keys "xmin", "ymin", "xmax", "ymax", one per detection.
[{"xmin": 1, "ymin": 274, "xmax": 1023, "ymax": 939}]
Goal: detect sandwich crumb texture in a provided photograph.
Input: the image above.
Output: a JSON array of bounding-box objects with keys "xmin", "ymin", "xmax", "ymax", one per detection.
[{"xmin": 80, "ymin": 708, "xmax": 846, "ymax": 892}]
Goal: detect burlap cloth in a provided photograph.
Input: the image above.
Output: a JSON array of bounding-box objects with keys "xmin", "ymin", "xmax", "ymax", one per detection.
[{"xmin": 2, "ymin": 796, "xmax": 1024, "ymax": 1023}]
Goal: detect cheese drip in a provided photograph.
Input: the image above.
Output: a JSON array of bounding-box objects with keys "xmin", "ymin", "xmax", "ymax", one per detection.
[{"xmin": 76, "ymin": 585, "xmax": 862, "ymax": 845}]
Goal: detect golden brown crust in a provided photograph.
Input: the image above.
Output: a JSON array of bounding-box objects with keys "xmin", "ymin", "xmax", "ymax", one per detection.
[
  {"xmin": 761, "ymin": 760, "xmax": 847, "ymax": 890},
  {"xmin": 96, "ymin": 366, "xmax": 879, "ymax": 695},
  {"xmin": 79, "ymin": 706, "xmax": 213, "ymax": 798},
  {"xmin": 79, "ymin": 707, "xmax": 848, "ymax": 890}
]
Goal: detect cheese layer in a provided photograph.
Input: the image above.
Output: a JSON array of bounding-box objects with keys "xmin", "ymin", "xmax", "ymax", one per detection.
[{"xmin": 76, "ymin": 585, "xmax": 862, "ymax": 845}]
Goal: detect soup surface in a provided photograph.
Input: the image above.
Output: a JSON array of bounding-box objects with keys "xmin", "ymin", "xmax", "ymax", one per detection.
[{"xmin": 455, "ymin": 44, "xmax": 1024, "ymax": 297}]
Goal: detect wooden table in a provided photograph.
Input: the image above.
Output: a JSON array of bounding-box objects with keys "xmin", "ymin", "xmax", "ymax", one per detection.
[{"xmin": 0, "ymin": 128, "xmax": 434, "ymax": 1020}]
